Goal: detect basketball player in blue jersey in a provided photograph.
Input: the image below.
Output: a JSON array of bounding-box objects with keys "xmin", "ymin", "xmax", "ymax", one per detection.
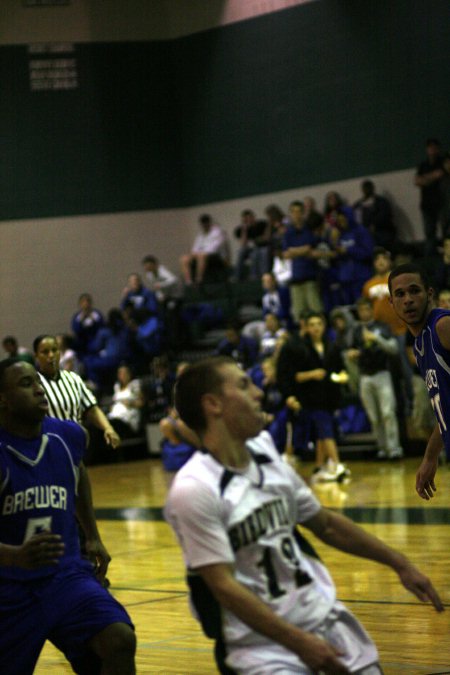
[
  {"xmin": 389, "ymin": 262, "xmax": 450, "ymax": 500},
  {"xmin": 0, "ymin": 358, "xmax": 136, "ymax": 675},
  {"xmin": 165, "ymin": 356, "xmax": 443, "ymax": 675}
]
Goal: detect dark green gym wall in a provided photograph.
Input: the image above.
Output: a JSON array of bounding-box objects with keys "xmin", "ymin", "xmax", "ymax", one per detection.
[{"xmin": 0, "ymin": 0, "xmax": 448, "ymax": 220}]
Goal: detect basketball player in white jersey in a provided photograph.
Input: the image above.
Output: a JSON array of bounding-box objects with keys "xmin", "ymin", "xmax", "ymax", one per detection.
[{"xmin": 165, "ymin": 356, "xmax": 443, "ymax": 675}]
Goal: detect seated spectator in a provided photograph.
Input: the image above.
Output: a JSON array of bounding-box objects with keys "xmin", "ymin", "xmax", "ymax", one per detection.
[
  {"xmin": 259, "ymin": 313, "xmax": 289, "ymax": 358},
  {"xmin": 71, "ymin": 293, "xmax": 104, "ymax": 359},
  {"xmin": 2, "ymin": 335, "xmax": 33, "ymax": 364},
  {"xmin": 107, "ymin": 364, "xmax": 144, "ymax": 438},
  {"xmin": 353, "ymin": 179, "xmax": 397, "ymax": 253},
  {"xmin": 233, "ymin": 209, "xmax": 271, "ymax": 281},
  {"xmin": 323, "ymin": 190, "xmax": 345, "ymax": 228},
  {"xmin": 261, "ymin": 271, "xmax": 292, "ymax": 325},
  {"xmin": 56, "ymin": 333, "xmax": 82, "ymax": 374},
  {"xmin": 83, "ymin": 308, "xmax": 132, "ymax": 393},
  {"xmin": 334, "ymin": 206, "xmax": 374, "ymax": 305},
  {"xmin": 271, "ymin": 244, "xmax": 292, "ymax": 286},
  {"xmin": 216, "ymin": 320, "xmax": 259, "ymax": 370},
  {"xmin": 141, "ymin": 354, "xmax": 175, "ymax": 424},
  {"xmin": 179, "ymin": 213, "xmax": 229, "ymax": 285},
  {"xmin": 141, "ymin": 254, "xmax": 180, "ymax": 303},
  {"xmin": 120, "ymin": 273, "xmax": 159, "ymax": 316},
  {"xmin": 159, "ymin": 363, "xmax": 200, "ymax": 473}
]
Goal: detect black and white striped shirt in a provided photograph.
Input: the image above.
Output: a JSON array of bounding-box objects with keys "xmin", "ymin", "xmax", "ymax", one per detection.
[{"xmin": 38, "ymin": 370, "xmax": 97, "ymax": 423}]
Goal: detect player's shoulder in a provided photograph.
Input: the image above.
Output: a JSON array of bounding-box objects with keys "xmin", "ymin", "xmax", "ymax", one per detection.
[
  {"xmin": 42, "ymin": 416, "xmax": 87, "ymax": 444},
  {"xmin": 246, "ymin": 430, "xmax": 279, "ymax": 461}
]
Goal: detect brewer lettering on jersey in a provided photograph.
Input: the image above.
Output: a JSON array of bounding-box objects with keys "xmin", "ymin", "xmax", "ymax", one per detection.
[
  {"xmin": 2, "ymin": 485, "xmax": 68, "ymax": 515},
  {"xmin": 228, "ymin": 497, "xmax": 290, "ymax": 553}
]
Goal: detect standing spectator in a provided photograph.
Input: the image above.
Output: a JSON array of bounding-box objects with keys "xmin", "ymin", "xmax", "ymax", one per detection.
[
  {"xmin": 56, "ymin": 333, "xmax": 82, "ymax": 374},
  {"xmin": 414, "ymin": 138, "xmax": 444, "ymax": 257},
  {"xmin": 233, "ymin": 209, "xmax": 271, "ymax": 281},
  {"xmin": 353, "ymin": 180, "xmax": 396, "ymax": 253},
  {"xmin": 265, "ymin": 203, "xmax": 288, "ymax": 259},
  {"xmin": 141, "ymin": 355, "xmax": 175, "ymax": 424},
  {"xmin": 2, "ymin": 335, "xmax": 33, "ymax": 364},
  {"xmin": 347, "ymin": 298, "xmax": 403, "ymax": 459},
  {"xmin": 283, "ymin": 200, "xmax": 322, "ymax": 321},
  {"xmin": 432, "ymin": 237, "xmax": 450, "ymax": 291},
  {"xmin": 334, "ymin": 206, "xmax": 374, "ymax": 305},
  {"xmin": 71, "ymin": 293, "xmax": 104, "ymax": 360},
  {"xmin": 0, "ymin": 358, "xmax": 136, "ymax": 675},
  {"xmin": 323, "ymin": 190, "xmax": 345, "ymax": 228},
  {"xmin": 439, "ymin": 152, "xmax": 450, "ymax": 237},
  {"xmin": 141, "ymin": 254, "xmax": 180, "ymax": 303},
  {"xmin": 362, "ymin": 248, "xmax": 413, "ymax": 414},
  {"xmin": 179, "ymin": 213, "xmax": 229, "ymax": 285}
]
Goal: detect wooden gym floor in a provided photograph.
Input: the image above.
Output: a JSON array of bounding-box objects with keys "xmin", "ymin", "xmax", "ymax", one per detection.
[{"xmin": 35, "ymin": 456, "xmax": 450, "ymax": 674}]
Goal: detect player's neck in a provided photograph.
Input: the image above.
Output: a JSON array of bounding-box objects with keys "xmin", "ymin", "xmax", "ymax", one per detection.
[
  {"xmin": 0, "ymin": 416, "xmax": 42, "ymax": 439},
  {"xmin": 203, "ymin": 432, "xmax": 250, "ymax": 469}
]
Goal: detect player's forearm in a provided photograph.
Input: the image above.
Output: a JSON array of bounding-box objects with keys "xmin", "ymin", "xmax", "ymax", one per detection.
[
  {"xmin": 423, "ymin": 424, "xmax": 444, "ymax": 463},
  {"xmin": 201, "ymin": 566, "xmax": 313, "ymax": 655},
  {"xmin": 75, "ymin": 463, "xmax": 102, "ymax": 541},
  {"xmin": 85, "ymin": 405, "xmax": 115, "ymax": 434},
  {"xmin": 309, "ymin": 510, "xmax": 408, "ymax": 573}
]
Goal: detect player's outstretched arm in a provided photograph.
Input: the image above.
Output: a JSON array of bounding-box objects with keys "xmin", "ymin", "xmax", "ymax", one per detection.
[
  {"xmin": 198, "ymin": 562, "xmax": 350, "ymax": 674},
  {"xmin": 416, "ymin": 424, "xmax": 443, "ymax": 500},
  {"xmin": 305, "ymin": 510, "xmax": 444, "ymax": 612},
  {"xmin": 0, "ymin": 532, "xmax": 65, "ymax": 569}
]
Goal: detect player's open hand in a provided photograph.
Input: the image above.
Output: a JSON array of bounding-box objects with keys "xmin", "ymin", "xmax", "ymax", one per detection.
[
  {"xmin": 397, "ymin": 560, "xmax": 444, "ymax": 612},
  {"xmin": 415, "ymin": 457, "xmax": 438, "ymax": 500},
  {"xmin": 14, "ymin": 532, "xmax": 65, "ymax": 569}
]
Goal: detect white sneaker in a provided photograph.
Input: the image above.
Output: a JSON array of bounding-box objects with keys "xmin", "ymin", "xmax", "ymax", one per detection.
[
  {"xmin": 335, "ymin": 462, "xmax": 351, "ymax": 481},
  {"xmin": 389, "ymin": 448, "xmax": 404, "ymax": 459},
  {"xmin": 311, "ymin": 466, "xmax": 340, "ymax": 484}
]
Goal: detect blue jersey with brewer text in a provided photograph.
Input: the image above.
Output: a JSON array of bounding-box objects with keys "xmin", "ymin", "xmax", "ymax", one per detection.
[
  {"xmin": 414, "ymin": 308, "xmax": 450, "ymax": 452},
  {"xmin": 0, "ymin": 416, "xmax": 85, "ymax": 580}
]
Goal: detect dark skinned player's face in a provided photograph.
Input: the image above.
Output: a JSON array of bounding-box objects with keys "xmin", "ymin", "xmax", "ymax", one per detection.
[{"xmin": 0, "ymin": 362, "xmax": 49, "ymax": 424}]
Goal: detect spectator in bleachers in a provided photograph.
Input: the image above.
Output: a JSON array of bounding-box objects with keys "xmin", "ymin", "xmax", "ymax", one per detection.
[
  {"xmin": 329, "ymin": 307, "xmax": 359, "ymax": 395},
  {"xmin": 121, "ymin": 273, "xmax": 159, "ymax": 316},
  {"xmin": 353, "ymin": 180, "xmax": 396, "ymax": 253},
  {"xmin": 2, "ymin": 335, "xmax": 33, "ymax": 364},
  {"xmin": 71, "ymin": 292, "xmax": 104, "ymax": 360},
  {"xmin": 283, "ymin": 200, "xmax": 323, "ymax": 320},
  {"xmin": 259, "ymin": 313, "xmax": 288, "ymax": 358},
  {"xmin": 265, "ymin": 203, "xmax": 288, "ymax": 258},
  {"xmin": 271, "ymin": 244, "xmax": 292, "ymax": 287},
  {"xmin": 261, "ymin": 272, "xmax": 292, "ymax": 326},
  {"xmin": 414, "ymin": 138, "xmax": 444, "ymax": 257},
  {"xmin": 303, "ymin": 196, "xmax": 322, "ymax": 229},
  {"xmin": 323, "ymin": 190, "xmax": 345, "ymax": 229},
  {"xmin": 141, "ymin": 254, "xmax": 180, "ymax": 303},
  {"xmin": 56, "ymin": 333, "xmax": 82, "ymax": 374},
  {"xmin": 346, "ymin": 297, "xmax": 403, "ymax": 459},
  {"xmin": 439, "ymin": 152, "xmax": 450, "ymax": 237},
  {"xmin": 308, "ymin": 211, "xmax": 341, "ymax": 313},
  {"xmin": 216, "ymin": 320, "xmax": 259, "ymax": 370},
  {"xmin": 107, "ymin": 364, "xmax": 143, "ymax": 438},
  {"xmin": 141, "ymin": 355, "xmax": 175, "ymax": 424},
  {"xmin": 333, "ymin": 206, "xmax": 374, "ymax": 305},
  {"xmin": 83, "ymin": 308, "xmax": 132, "ymax": 393},
  {"xmin": 179, "ymin": 213, "xmax": 229, "ymax": 285},
  {"xmin": 437, "ymin": 287, "xmax": 450, "ymax": 309},
  {"xmin": 233, "ymin": 209, "xmax": 271, "ymax": 281},
  {"xmin": 432, "ymin": 237, "xmax": 450, "ymax": 291}
]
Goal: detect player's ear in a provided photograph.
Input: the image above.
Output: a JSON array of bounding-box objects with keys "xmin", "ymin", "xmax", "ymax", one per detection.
[{"xmin": 202, "ymin": 392, "xmax": 222, "ymax": 420}]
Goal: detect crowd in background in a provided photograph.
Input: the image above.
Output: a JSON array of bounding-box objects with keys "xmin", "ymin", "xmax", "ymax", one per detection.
[{"xmin": 2, "ymin": 138, "xmax": 449, "ymax": 474}]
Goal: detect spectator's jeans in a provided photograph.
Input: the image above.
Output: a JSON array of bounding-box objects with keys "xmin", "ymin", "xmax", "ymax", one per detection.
[
  {"xmin": 422, "ymin": 208, "xmax": 440, "ymax": 257},
  {"xmin": 359, "ymin": 370, "xmax": 401, "ymax": 453}
]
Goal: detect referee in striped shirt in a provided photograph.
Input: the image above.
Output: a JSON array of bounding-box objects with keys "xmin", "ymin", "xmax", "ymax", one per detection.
[{"xmin": 33, "ymin": 334, "xmax": 121, "ymax": 580}]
